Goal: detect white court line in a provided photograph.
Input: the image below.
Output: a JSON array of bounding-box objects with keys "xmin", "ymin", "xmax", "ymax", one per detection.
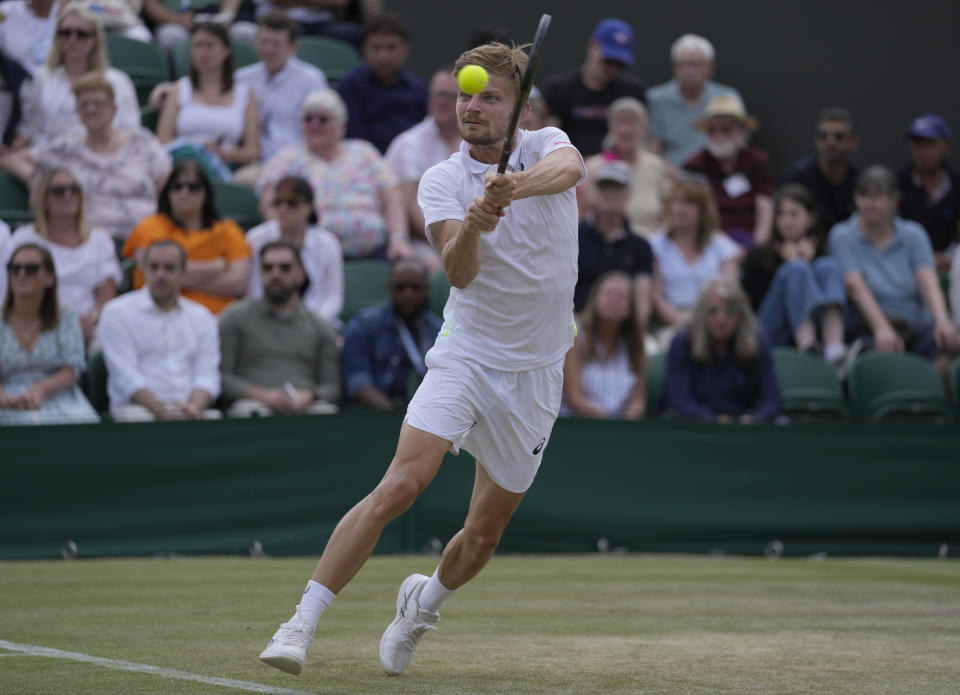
[{"xmin": 0, "ymin": 640, "xmax": 318, "ymax": 695}]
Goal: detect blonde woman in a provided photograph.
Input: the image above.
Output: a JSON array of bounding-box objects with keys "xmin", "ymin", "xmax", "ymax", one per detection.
[
  {"xmin": 581, "ymin": 97, "xmax": 673, "ymax": 235},
  {"xmin": 660, "ymin": 275, "xmax": 780, "ymax": 423},
  {"xmin": 8, "ymin": 168, "xmax": 120, "ymax": 344},
  {"xmin": 15, "ymin": 4, "xmax": 140, "ymax": 147}
]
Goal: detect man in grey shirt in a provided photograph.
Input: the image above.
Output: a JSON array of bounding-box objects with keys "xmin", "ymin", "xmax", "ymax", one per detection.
[{"xmin": 219, "ymin": 240, "xmax": 340, "ymax": 416}]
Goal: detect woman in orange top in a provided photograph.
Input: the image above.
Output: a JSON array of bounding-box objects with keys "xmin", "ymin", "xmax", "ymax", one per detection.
[{"xmin": 124, "ymin": 159, "xmax": 251, "ymax": 313}]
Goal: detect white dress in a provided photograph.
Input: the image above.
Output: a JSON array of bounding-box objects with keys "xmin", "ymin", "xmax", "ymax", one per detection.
[{"xmin": 174, "ymin": 77, "xmax": 251, "ymax": 146}]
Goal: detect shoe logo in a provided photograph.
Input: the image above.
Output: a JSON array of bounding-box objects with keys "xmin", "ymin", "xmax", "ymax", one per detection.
[
  {"xmin": 399, "ymin": 587, "xmax": 416, "ymax": 618},
  {"xmin": 532, "ymin": 437, "xmax": 546, "ymax": 455}
]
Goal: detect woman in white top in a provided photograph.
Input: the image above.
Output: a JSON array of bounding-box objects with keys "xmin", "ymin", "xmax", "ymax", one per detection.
[
  {"xmin": 15, "ymin": 4, "xmax": 139, "ymax": 147},
  {"xmin": 9, "ymin": 168, "xmax": 120, "ymax": 344},
  {"xmin": 245, "ymin": 175, "xmax": 343, "ymax": 324},
  {"xmin": 156, "ymin": 21, "xmax": 259, "ymax": 169},
  {"xmin": 563, "ymin": 271, "xmax": 647, "ymax": 420},
  {"xmin": 651, "ymin": 177, "xmax": 741, "ymax": 337}
]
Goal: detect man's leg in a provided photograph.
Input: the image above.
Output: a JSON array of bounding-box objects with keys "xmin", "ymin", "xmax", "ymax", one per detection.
[
  {"xmin": 259, "ymin": 422, "xmax": 451, "ymax": 675},
  {"xmin": 379, "ymin": 461, "xmax": 524, "ymax": 675}
]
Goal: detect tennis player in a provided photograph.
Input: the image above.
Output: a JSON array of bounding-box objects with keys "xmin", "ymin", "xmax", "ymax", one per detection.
[{"xmin": 259, "ymin": 40, "xmax": 585, "ymax": 677}]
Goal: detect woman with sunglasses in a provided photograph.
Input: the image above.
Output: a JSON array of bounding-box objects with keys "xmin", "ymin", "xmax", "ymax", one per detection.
[
  {"xmin": 245, "ymin": 176, "xmax": 343, "ymax": 323},
  {"xmin": 14, "ymin": 5, "xmax": 139, "ymax": 148},
  {"xmin": 659, "ymin": 275, "xmax": 780, "ymax": 423},
  {"xmin": 7, "ymin": 168, "xmax": 120, "ymax": 345},
  {"xmin": 0, "ymin": 243, "xmax": 99, "ymax": 424},
  {"xmin": 562, "ymin": 271, "xmax": 647, "ymax": 420},
  {"xmin": 123, "ymin": 158, "xmax": 251, "ymax": 314},
  {"xmin": 156, "ymin": 22, "xmax": 259, "ymax": 173},
  {"xmin": 257, "ymin": 89, "xmax": 411, "ymax": 261}
]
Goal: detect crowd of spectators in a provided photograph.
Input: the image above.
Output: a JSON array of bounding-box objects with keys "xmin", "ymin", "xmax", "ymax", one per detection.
[{"xmin": 0, "ymin": 7, "xmax": 958, "ymax": 426}]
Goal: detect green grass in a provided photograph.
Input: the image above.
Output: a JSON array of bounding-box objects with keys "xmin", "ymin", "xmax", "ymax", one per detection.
[{"xmin": 1, "ymin": 555, "xmax": 959, "ymax": 694}]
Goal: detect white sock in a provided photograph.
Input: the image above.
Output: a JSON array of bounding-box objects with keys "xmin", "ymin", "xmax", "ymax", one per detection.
[
  {"xmin": 824, "ymin": 343, "xmax": 845, "ymax": 362},
  {"xmin": 417, "ymin": 566, "xmax": 455, "ymax": 614},
  {"xmin": 298, "ymin": 580, "xmax": 335, "ymax": 634}
]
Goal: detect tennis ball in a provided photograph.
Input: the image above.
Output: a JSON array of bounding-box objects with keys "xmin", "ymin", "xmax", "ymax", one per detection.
[{"xmin": 457, "ymin": 64, "xmax": 489, "ymax": 95}]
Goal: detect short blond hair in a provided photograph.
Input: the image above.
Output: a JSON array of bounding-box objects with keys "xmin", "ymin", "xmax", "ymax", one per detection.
[
  {"xmin": 73, "ymin": 72, "xmax": 116, "ymax": 102},
  {"xmin": 454, "ymin": 42, "xmax": 529, "ymax": 97},
  {"xmin": 300, "ymin": 89, "xmax": 347, "ymax": 123}
]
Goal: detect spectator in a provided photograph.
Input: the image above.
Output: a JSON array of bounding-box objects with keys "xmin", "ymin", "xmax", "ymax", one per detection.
[
  {"xmin": 253, "ymin": 0, "xmax": 368, "ymax": 47},
  {"xmin": 684, "ymin": 94, "xmax": 773, "ymax": 247},
  {"xmin": 124, "ymin": 158, "xmax": 251, "ymax": 314},
  {"xmin": 650, "ymin": 177, "xmax": 741, "ymax": 341},
  {"xmin": 219, "ymin": 240, "xmax": 340, "ymax": 416},
  {"xmin": 519, "ymin": 84, "xmax": 549, "ymax": 131},
  {"xmin": 245, "ymin": 176, "xmax": 343, "ymax": 323},
  {"xmin": 828, "ymin": 165, "xmax": 959, "ymax": 373},
  {"xmin": 660, "ymin": 275, "xmax": 781, "ymax": 423},
  {"xmin": 258, "ymin": 89, "xmax": 412, "ymax": 260},
  {"xmin": 98, "ymin": 240, "xmax": 221, "ymax": 421},
  {"xmin": 897, "ymin": 114, "xmax": 960, "ymax": 269},
  {"xmin": 342, "ymin": 257, "xmax": 441, "ymax": 409},
  {"xmin": 0, "ymin": 46, "xmax": 31, "ymax": 145},
  {"xmin": 383, "ymin": 66, "xmax": 460, "ymax": 271},
  {"xmin": 647, "ymin": 34, "xmax": 743, "ymax": 167},
  {"xmin": 574, "ymin": 161, "xmax": 653, "ymax": 321},
  {"xmin": 784, "ymin": 108, "xmax": 861, "ymax": 233},
  {"xmin": 741, "ymin": 184, "xmax": 847, "ymax": 363},
  {"xmin": 0, "ymin": 0, "xmax": 59, "ymax": 77},
  {"xmin": 0, "ymin": 218, "xmax": 12, "ymax": 296},
  {"xmin": 15, "ymin": 5, "xmax": 139, "ymax": 148},
  {"xmin": 1, "ymin": 73, "xmax": 172, "ymax": 245},
  {"xmin": 336, "ymin": 13, "xmax": 427, "ymax": 154},
  {"xmin": 144, "ymin": 0, "xmax": 249, "ymax": 59},
  {"xmin": 0, "ymin": 242, "xmax": 98, "ymax": 424},
  {"xmin": 156, "ymin": 22, "xmax": 260, "ymax": 174},
  {"xmin": 70, "ymin": 0, "xmax": 152, "ymax": 43},
  {"xmin": 540, "ymin": 18, "xmax": 646, "ymax": 157},
  {"xmin": 8, "ymin": 168, "xmax": 120, "ymax": 345},
  {"xmin": 563, "ymin": 271, "xmax": 646, "ymax": 419},
  {"xmin": 581, "ymin": 96, "xmax": 672, "ymax": 235}
]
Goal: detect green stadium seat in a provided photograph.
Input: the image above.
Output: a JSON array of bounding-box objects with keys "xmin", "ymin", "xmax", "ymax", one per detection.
[
  {"xmin": 0, "ymin": 172, "xmax": 33, "ymax": 228},
  {"xmin": 172, "ymin": 38, "xmax": 258, "ymax": 79},
  {"xmin": 951, "ymin": 357, "xmax": 960, "ymax": 415},
  {"xmin": 340, "ymin": 259, "xmax": 390, "ymax": 323},
  {"xmin": 105, "ymin": 34, "xmax": 169, "ymax": 106},
  {"xmin": 772, "ymin": 347, "xmax": 849, "ymax": 420},
  {"xmin": 85, "ymin": 350, "xmax": 110, "ymax": 414},
  {"xmin": 846, "ymin": 351, "xmax": 952, "ymax": 423},
  {"xmin": 429, "ymin": 268, "xmax": 450, "ymax": 317},
  {"xmin": 645, "ymin": 351, "xmax": 667, "ymax": 415},
  {"xmin": 296, "ymin": 36, "xmax": 361, "ymax": 84},
  {"xmin": 211, "ymin": 182, "xmax": 261, "ymax": 231},
  {"xmin": 140, "ymin": 104, "xmax": 159, "ymax": 132}
]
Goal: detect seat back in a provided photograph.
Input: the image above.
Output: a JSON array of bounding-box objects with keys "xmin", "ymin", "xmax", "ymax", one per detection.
[
  {"xmin": 0, "ymin": 172, "xmax": 33, "ymax": 227},
  {"xmin": 340, "ymin": 259, "xmax": 390, "ymax": 323},
  {"xmin": 847, "ymin": 351, "xmax": 951, "ymax": 423},
  {"xmin": 296, "ymin": 36, "xmax": 361, "ymax": 84},
  {"xmin": 951, "ymin": 356, "xmax": 960, "ymax": 415},
  {"xmin": 105, "ymin": 34, "xmax": 169, "ymax": 105},
  {"xmin": 645, "ymin": 351, "xmax": 668, "ymax": 415},
  {"xmin": 85, "ymin": 350, "xmax": 110, "ymax": 414},
  {"xmin": 211, "ymin": 182, "xmax": 261, "ymax": 231},
  {"xmin": 772, "ymin": 347, "xmax": 849, "ymax": 419}
]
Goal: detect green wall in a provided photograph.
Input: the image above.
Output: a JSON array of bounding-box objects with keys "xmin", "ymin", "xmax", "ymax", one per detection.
[{"xmin": 2, "ymin": 412, "xmax": 958, "ymax": 559}]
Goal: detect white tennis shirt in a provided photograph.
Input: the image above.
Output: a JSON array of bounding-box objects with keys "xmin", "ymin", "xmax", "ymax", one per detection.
[{"xmin": 418, "ymin": 127, "xmax": 585, "ymax": 371}]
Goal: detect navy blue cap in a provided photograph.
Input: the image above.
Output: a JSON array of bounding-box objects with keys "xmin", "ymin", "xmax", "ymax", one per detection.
[
  {"xmin": 906, "ymin": 113, "xmax": 951, "ymax": 141},
  {"xmin": 591, "ymin": 18, "xmax": 634, "ymax": 66}
]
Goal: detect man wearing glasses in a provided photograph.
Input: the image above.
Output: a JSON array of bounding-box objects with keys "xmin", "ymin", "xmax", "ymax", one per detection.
[
  {"xmin": 784, "ymin": 108, "xmax": 862, "ymax": 232},
  {"xmin": 218, "ymin": 240, "xmax": 340, "ymax": 417}
]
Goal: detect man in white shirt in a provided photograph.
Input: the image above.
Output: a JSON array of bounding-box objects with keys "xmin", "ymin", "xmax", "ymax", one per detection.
[
  {"xmin": 259, "ymin": 41, "xmax": 585, "ymax": 678},
  {"xmin": 384, "ymin": 68, "xmax": 461, "ymax": 268},
  {"xmin": 98, "ymin": 240, "xmax": 221, "ymax": 422}
]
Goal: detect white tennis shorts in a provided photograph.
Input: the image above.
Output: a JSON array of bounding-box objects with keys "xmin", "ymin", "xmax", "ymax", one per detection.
[{"xmin": 405, "ymin": 341, "xmax": 565, "ymax": 493}]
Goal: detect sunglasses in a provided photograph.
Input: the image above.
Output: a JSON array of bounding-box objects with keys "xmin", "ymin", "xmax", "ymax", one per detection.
[
  {"xmin": 271, "ymin": 198, "xmax": 303, "ymax": 209},
  {"xmin": 817, "ymin": 130, "xmax": 848, "ymax": 142},
  {"xmin": 49, "ymin": 184, "xmax": 81, "ymax": 198},
  {"xmin": 303, "ymin": 113, "xmax": 331, "ymax": 125},
  {"xmin": 57, "ymin": 28, "xmax": 94, "ymax": 39},
  {"xmin": 170, "ymin": 181, "xmax": 203, "ymax": 193},
  {"xmin": 706, "ymin": 305, "xmax": 740, "ymax": 317},
  {"xmin": 7, "ymin": 262, "xmax": 43, "ymax": 276},
  {"xmin": 261, "ymin": 262, "xmax": 295, "ymax": 273},
  {"xmin": 77, "ymin": 98, "xmax": 111, "ymax": 110}
]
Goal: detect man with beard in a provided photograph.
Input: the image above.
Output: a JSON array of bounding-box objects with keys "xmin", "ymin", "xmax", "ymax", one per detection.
[
  {"xmin": 683, "ymin": 93, "xmax": 773, "ymax": 248},
  {"xmin": 217, "ymin": 240, "xmax": 340, "ymax": 416},
  {"xmin": 258, "ymin": 41, "xmax": 585, "ymax": 678}
]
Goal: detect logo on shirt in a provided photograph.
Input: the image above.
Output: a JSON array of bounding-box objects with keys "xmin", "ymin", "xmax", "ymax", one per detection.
[
  {"xmin": 532, "ymin": 437, "xmax": 546, "ymax": 455},
  {"xmin": 517, "ymin": 162, "xmax": 525, "ymax": 171},
  {"xmin": 552, "ymin": 140, "xmax": 572, "ymax": 146}
]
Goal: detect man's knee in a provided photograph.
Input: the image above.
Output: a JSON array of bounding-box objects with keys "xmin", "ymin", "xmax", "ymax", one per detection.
[
  {"xmin": 462, "ymin": 521, "xmax": 505, "ymax": 559},
  {"xmin": 368, "ymin": 466, "xmax": 430, "ymax": 521}
]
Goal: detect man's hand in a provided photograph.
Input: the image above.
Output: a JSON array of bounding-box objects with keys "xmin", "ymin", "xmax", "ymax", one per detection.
[
  {"xmin": 291, "ymin": 389, "xmax": 315, "ymax": 412},
  {"xmin": 483, "ymin": 170, "xmax": 516, "ymax": 210},
  {"xmin": 153, "ymin": 402, "xmax": 187, "ymax": 420},
  {"xmin": 464, "ymin": 195, "xmax": 503, "ymax": 234},
  {"xmin": 933, "ymin": 317, "xmax": 958, "ymax": 351},
  {"xmin": 387, "ymin": 236, "xmax": 414, "ymax": 261},
  {"xmin": 873, "ymin": 325, "xmax": 905, "ymax": 353}
]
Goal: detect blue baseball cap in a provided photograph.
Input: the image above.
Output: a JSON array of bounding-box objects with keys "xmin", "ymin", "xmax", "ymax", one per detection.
[
  {"xmin": 592, "ymin": 18, "xmax": 635, "ymax": 66},
  {"xmin": 906, "ymin": 113, "xmax": 951, "ymax": 141}
]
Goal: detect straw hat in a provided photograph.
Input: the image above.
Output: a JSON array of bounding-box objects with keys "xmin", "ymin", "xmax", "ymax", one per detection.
[{"xmin": 692, "ymin": 94, "xmax": 759, "ymax": 131}]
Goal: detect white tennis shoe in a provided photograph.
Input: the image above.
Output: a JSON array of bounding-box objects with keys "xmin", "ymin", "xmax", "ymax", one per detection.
[
  {"xmin": 258, "ymin": 605, "xmax": 313, "ymax": 675},
  {"xmin": 379, "ymin": 573, "xmax": 439, "ymax": 675}
]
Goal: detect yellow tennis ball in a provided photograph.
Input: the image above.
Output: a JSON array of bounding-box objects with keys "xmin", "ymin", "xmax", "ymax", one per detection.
[{"xmin": 457, "ymin": 64, "xmax": 489, "ymax": 95}]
